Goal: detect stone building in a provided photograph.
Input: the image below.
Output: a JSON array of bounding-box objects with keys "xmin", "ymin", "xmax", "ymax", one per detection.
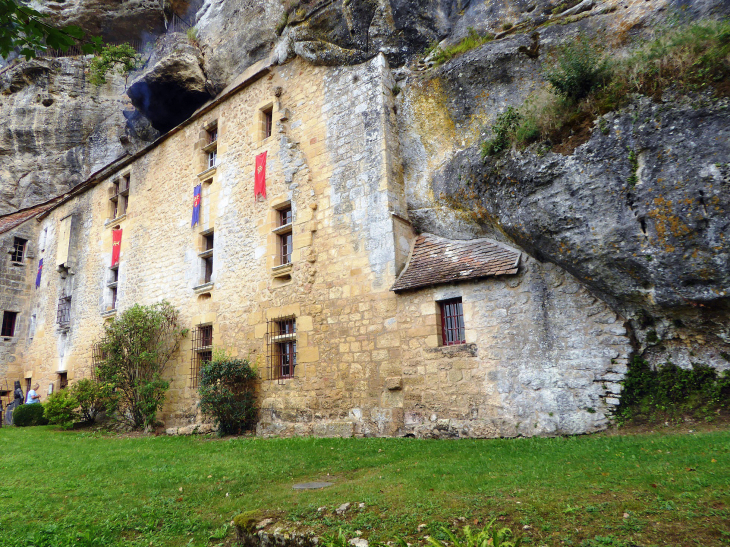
[{"xmin": 0, "ymin": 54, "xmax": 632, "ymax": 437}]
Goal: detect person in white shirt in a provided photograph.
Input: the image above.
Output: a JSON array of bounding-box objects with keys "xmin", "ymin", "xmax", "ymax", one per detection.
[{"xmin": 25, "ymin": 383, "xmax": 41, "ymax": 404}]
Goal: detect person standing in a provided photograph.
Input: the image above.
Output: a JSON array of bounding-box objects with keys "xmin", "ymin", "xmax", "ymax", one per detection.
[{"xmin": 25, "ymin": 383, "xmax": 40, "ymax": 404}]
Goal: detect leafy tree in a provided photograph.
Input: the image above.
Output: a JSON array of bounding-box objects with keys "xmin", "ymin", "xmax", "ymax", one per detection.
[
  {"xmin": 199, "ymin": 350, "xmax": 258, "ymax": 436},
  {"xmin": 0, "ymin": 0, "xmax": 102, "ymax": 60},
  {"xmin": 89, "ymin": 43, "xmax": 142, "ymax": 86},
  {"xmin": 95, "ymin": 301, "xmax": 187, "ymax": 430}
]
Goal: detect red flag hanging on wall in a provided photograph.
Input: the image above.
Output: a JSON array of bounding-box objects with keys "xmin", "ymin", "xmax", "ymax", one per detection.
[
  {"xmin": 111, "ymin": 229, "xmax": 123, "ymax": 267},
  {"xmin": 254, "ymin": 151, "xmax": 267, "ymax": 199}
]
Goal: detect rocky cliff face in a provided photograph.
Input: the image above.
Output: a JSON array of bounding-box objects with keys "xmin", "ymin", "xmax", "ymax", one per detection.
[
  {"xmin": 2, "ymin": 0, "xmax": 729, "ymax": 367},
  {"xmin": 0, "ymin": 57, "xmax": 157, "ymax": 214}
]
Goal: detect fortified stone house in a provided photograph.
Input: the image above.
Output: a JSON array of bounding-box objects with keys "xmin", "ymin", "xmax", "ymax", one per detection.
[{"xmin": 0, "ymin": 54, "xmax": 632, "ymax": 437}]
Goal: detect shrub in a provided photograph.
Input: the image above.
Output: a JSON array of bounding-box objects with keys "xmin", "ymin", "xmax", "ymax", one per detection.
[
  {"xmin": 95, "ymin": 301, "xmax": 187, "ymax": 429},
  {"xmin": 13, "ymin": 403, "xmax": 48, "ymax": 427},
  {"xmin": 186, "ymin": 26, "xmax": 198, "ymax": 45},
  {"xmin": 481, "ymin": 106, "xmax": 522, "ymax": 157},
  {"xmin": 44, "ymin": 390, "xmax": 79, "ymax": 430},
  {"xmin": 199, "ymin": 351, "xmax": 258, "ymax": 436},
  {"xmin": 543, "ymin": 38, "xmax": 611, "ymax": 102},
  {"xmin": 71, "ymin": 378, "xmax": 107, "ymax": 422}
]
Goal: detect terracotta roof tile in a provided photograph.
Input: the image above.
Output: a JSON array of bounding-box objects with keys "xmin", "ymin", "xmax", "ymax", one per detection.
[
  {"xmin": 391, "ymin": 233, "xmax": 521, "ymax": 292},
  {"xmin": 0, "ymin": 197, "xmax": 63, "ymax": 236}
]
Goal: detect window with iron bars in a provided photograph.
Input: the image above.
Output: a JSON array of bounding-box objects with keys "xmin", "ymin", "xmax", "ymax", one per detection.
[
  {"xmin": 57, "ymin": 296, "xmax": 72, "ymax": 326},
  {"xmin": 439, "ymin": 297, "xmax": 465, "ymax": 346},
  {"xmin": 190, "ymin": 324, "xmax": 213, "ymax": 388},
  {"xmin": 266, "ymin": 317, "xmax": 296, "ymax": 383},
  {"xmin": 11, "ymin": 237, "xmax": 27, "ymax": 263},
  {"xmin": 91, "ymin": 339, "xmax": 107, "ymax": 381}
]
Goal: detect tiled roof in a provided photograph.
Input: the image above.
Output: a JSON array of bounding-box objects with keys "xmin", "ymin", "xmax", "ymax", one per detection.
[
  {"xmin": 391, "ymin": 233, "xmax": 521, "ymax": 292},
  {"xmin": 0, "ymin": 197, "xmax": 63, "ymax": 236}
]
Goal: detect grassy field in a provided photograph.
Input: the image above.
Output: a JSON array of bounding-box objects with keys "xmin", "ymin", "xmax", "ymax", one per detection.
[{"xmin": 0, "ymin": 427, "xmax": 728, "ymax": 547}]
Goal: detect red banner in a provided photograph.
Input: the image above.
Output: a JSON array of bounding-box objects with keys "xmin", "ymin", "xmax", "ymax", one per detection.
[
  {"xmin": 111, "ymin": 229, "xmax": 122, "ymax": 267},
  {"xmin": 254, "ymin": 151, "xmax": 267, "ymax": 199}
]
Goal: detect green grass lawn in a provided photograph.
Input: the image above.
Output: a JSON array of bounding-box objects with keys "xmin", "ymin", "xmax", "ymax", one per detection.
[{"xmin": 0, "ymin": 427, "xmax": 728, "ymax": 547}]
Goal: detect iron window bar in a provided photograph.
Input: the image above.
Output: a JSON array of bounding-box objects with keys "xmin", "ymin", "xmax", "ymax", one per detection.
[
  {"xmin": 57, "ymin": 296, "xmax": 72, "ymax": 326},
  {"xmin": 91, "ymin": 339, "xmax": 107, "ymax": 380},
  {"xmin": 266, "ymin": 316, "xmax": 297, "ymax": 384},
  {"xmin": 190, "ymin": 324, "xmax": 213, "ymax": 388}
]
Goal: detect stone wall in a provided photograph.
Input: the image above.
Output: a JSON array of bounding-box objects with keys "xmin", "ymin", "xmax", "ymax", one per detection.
[{"xmin": 2, "ymin": 53, "xmax": 633, "ymax": 437}]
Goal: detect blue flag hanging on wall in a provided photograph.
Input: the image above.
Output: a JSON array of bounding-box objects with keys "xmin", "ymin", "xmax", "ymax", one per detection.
[
  {"xmin": 35, "ymin": 258, "xmax": 43, "ymax": 289},
  {"xmin": 191, "ymin": 184, "xmax": 201, "ymax": 227}
]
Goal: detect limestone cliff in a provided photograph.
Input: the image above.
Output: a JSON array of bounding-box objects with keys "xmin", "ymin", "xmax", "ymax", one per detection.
[{"xmin": 2, "ymin": 0, "xmax": 729, "ymax": 370}]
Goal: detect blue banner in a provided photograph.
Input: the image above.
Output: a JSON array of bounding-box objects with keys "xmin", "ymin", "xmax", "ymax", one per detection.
[{"xmin": 191, "ymin": 184, "xmax": 201, "ymax": 227}]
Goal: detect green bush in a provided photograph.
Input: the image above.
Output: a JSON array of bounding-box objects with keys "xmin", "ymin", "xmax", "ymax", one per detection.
[
  {"xmin": 13, "ymin": 403, "xmax": 48, "ymax": 427},
  {"xmin": 481, "ymin": 106, "xmax": 522, "ymax": 157},
  {"xmin": 44, "ymin": 390, "xmax": 79, "ymax": 430},
  {"xmin": 543, "ymin": 38, "xmax": 611, "ymax": 102},
  {"xmin": 71, "ymin": 378, "xmax": 107, "ymax": 422},
  {"xmin": 199, "ymin": 352, "xmax": 258, "ymax": 436}
]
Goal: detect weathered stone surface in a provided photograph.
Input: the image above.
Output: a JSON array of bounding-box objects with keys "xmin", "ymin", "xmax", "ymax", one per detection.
[
  {"xmin": 0, "ymin": 58, "xmax": 155, "ymax": 215},
  {"xmin": 33, "ymin": 0, "xmax": 167, "ymax": 44},
  {"xmin": 127, "ymin": 34, "xmax": 212, "ymax": 132}
]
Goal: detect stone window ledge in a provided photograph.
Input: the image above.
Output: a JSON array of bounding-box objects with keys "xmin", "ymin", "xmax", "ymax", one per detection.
[
  {"xmin": 426, "ymin": 343, "xmax": 478, "ymax": 358},
  {"xmin": 193, "ymin": 282, "xmax": 214, "ymax": 294},
  {"xmin": 105, "ymin": 214, "xmax": 127, "ymax": 227},
  {"xmin": 101, "ymin": 309, "xmax": 117, "ymax": 318},
  {"xmin": 10, "ymin": 262, "xmax": 26, "ymax": 267},
  {"xmin": 202, "ymin": 140, "xmax": 218, "ymax": 154},
  {"xmin": 271, "ymin": 263, "xmax": 292, "ymax": 278},
  {"xmin": 197, "ymin": 165, "xmax": 218, "ymax": 180}
]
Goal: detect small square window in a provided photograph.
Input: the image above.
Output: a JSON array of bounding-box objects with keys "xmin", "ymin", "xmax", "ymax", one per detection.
[
  {"xmin": 207, "ymin": 126, "xmax": 218, "ymax": 144},
  {"xmin": 439, "ymin": 298, "xmax": 465, "ymax": 346},
  {"xmin": 1, "ymin": 311, "xmax": 18, "ymax": 337},
  {"xmin": 11, "ymin": 238, "xmax": 27, "ymax": 263},
  {"xmin": 58, "ymin": 372, "xmax": 68, "ymax": 390}
]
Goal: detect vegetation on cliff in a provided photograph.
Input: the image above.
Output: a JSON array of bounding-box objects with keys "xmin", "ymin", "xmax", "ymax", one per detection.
[{"xmin": 482, "ymin": 19, "xmax": 730, "ymax": 156}]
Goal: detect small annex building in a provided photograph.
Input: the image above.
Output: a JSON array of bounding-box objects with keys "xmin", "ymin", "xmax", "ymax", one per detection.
[{"xmin": 0, "ymin": 54, "xmax": 632, "ymax": 437}]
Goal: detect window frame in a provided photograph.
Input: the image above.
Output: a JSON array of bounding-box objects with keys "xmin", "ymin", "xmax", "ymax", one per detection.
[
  {"xmin": 263, "ymin": 107, "xmax": 273, "ymax": 139},
  {"xmin": 58, "ymin": 372, "xmax": 68, "ymax": 390},
  {"xmin": 266, "ymin": 317, "xmax": 297, "ymax": 382},
  {"xmin": 11, "ymin": 237, "xmax": 27, "ymax": 263},
  {"xmin": 276, "ymin": 204, "xmax": 293, "ymax": 266},
  {"xmin": 439, "ymin": 297, "xmax": 465, "ymax": 346},
  {"xmin": 199, "ymin": 231, "xmax": 214, "ymax": 284},
  {"xmin": 57, "ymin": 296, "xmax": 72, "ymax": 327},
  {"xmin": 190, "ymin": 323, "xmax": 213, "ymax": 388},
  {"xmin": 1, "ymin": 311, "xmax": 18, "ymax": 337}
]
